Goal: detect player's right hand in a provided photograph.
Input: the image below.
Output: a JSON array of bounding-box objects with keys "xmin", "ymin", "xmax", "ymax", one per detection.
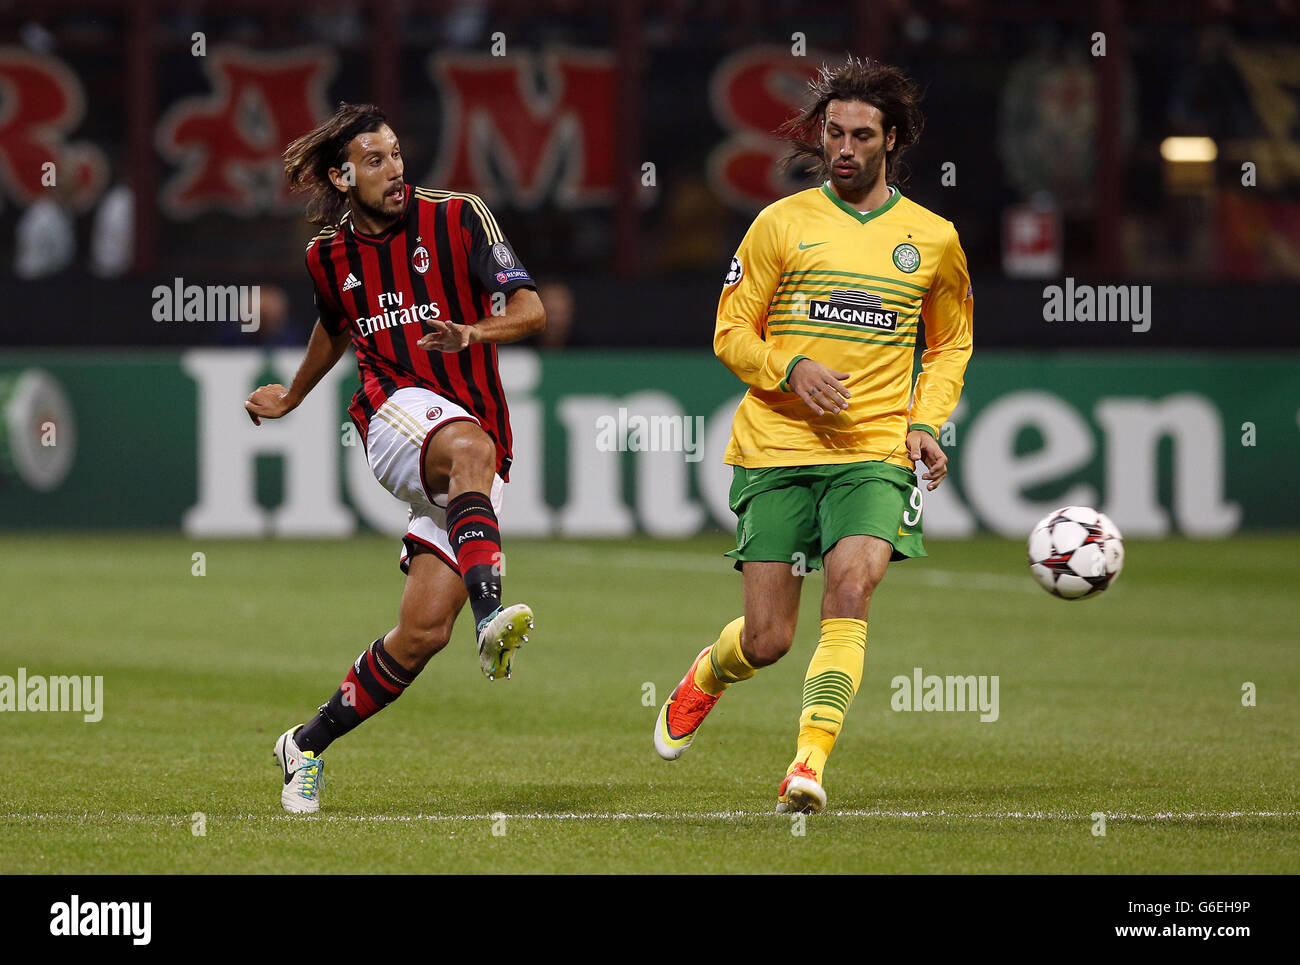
[
  {"xmin": 245, "ymin": 383, "xmax": 295, "ymax": 425},
  {"xmin": 788, "ymin": 359, "xmax": 851, "ymax": 416}
]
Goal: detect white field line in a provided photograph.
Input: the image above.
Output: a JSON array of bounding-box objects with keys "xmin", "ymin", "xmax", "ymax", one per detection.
[
  {"xmin": 3, "ymin": 810, "xmax": 1297, "ymax": 824},
  {"xmin": 559, "ymin": 548, "xmax": 1038, "ymax": 593}
]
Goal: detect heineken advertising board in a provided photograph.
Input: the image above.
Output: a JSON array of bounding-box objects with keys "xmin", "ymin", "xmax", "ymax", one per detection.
[{"xmin": 0, "ymin": 349, "xmax": 1294, "ymax": 538}]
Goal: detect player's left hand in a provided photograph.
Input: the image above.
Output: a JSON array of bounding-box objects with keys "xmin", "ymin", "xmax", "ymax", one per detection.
[
  {"xmin": 417, "ymin": 318, "xmax": 474, "ymax": 352},
  {"xmin": 906, "ymin": 429, "xmax": 949, "ymax": 491}
]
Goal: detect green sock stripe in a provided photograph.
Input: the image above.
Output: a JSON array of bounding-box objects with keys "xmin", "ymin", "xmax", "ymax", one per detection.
[
  {"xmin": 802, "ymin": 680, "xmax": 855, "ymax": 701},
  {"xmin": 800, "ymin": 691, "xmax": 852, "ymax": 712},
  {"xmin": 803, "ymin": 678, "xmax": 855, "ymax": 696},
  {"xmin": 710, "ymin": 648, "xmax": 750, "ymax": 684},
  {"xmin": 803, "ymin": 669, "xmax": 857, "ymax": 713},
  {"xmin": 708, "ymin": 649, "xmax": 727, "ymax": 682},
  {"xmin": 806, "ymin": 671, "xmax": 857, "ymax": 686},
  {"xmin": 802, "ymin": 685, "xmax": 852, "ymax": 704},
  {"xmin": 803, "ymin": 694, "xmax": 850, "ymax": 712},
  {"xmin": 804, "ymin": 670, "xmax": 855, "ymax": 689}
]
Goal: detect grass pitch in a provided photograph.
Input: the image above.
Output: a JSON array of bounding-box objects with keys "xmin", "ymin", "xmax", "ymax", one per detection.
[{"xmin": 1, "ymin": 532, "xmax": 1296, "ymax": 874}]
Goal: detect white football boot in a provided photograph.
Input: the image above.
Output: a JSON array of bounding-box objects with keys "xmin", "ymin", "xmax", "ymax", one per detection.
[
  {"xmin": 476, "ymin": 603, "xmax": 534, "ymax": 680},
  {"xmin": 775, "ymin": 762, "xmax": 827, "ymax": 814},
  {"xmin": 273, "ymin": 727, "xmax": 324, "ymax": 814}
]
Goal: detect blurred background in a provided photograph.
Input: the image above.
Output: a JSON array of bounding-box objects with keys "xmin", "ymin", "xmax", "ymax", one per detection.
[{"xmin": 0, "ymin": 0, "xmax": 1297, "ymax": 540}]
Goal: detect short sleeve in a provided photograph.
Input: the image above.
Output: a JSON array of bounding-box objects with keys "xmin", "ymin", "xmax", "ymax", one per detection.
[
  {"xmin": 460, "ymin": 197, "xmax": 535, "ymax": 296},
  {"xmin": 305, "ymin": 250, "xmax": 347, "ymax": 336}
]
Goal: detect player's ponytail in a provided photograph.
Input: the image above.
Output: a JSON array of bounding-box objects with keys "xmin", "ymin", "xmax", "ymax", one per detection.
[{"xmin": 284, "ymin": 102, "xmax": 389, "ymax": 225}]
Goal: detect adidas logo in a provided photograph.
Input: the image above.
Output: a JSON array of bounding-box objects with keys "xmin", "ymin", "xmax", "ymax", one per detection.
[{"xmin": 342, "ymin": 273, "xmax": 361, "ymax": 292}]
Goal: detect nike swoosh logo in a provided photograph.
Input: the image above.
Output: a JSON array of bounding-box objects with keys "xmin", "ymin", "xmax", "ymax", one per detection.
[
  {"xmin": 898, "ymin": 528, "xmax": 910, "ymax": 537},
  {"xmin": 798, "ymin": 241, "xmax": 827, "ymax": 250},
  {"xmin": 810, "ymin": 713, "xmax": 837, "ymax": 722}
]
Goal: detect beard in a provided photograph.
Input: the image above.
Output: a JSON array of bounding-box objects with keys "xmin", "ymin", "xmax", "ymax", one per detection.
[
  {"xmin": 350, "ymin": 183, "xmax": 403, "ymax": 227},
  {"xmin": 826, "ymin": 141, "xmax": 888, "ymax": 198}
]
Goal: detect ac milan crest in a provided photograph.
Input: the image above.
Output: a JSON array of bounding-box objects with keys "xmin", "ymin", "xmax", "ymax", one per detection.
[
  {"xmin": 411, "ymin": 245, "xmax": 431, "ymax": 274},
  {"xmin": 426, "ymin": 407, "xmax": 443, "ymax": 421}
]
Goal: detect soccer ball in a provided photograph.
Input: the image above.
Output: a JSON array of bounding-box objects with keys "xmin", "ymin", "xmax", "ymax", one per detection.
[{"xmin": 1027, "ymin": 506, "xmax": 1124, "ymax": 600}]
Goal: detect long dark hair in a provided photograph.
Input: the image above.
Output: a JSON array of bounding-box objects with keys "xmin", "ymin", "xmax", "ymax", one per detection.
[
  {"xmin": 780, "ymin": 56, "xmax": 924, "ymax": 185},
  {"xmin": 283, "ymin": 102, "xmax": 389, "ymax": 225}
]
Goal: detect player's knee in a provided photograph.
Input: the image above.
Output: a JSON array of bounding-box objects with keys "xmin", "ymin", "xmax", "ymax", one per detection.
[
  {"xmin": 825, "ymin": 580, "xmax": 864, "ymax": 608},
  {"xmin": 823, "ymin": 583, "xmax": 872, "ymax": 621},
  {"xmin": 414, "ymin": 620, "xmax": 453, "ymax": 657},
  {"xmin": 742, "ymin": 622, "xmax": 795, "ymax": 667},
  {"xmin": 446, "ymin": 430, "xmax": 496, "ymax": 477},
  {"xmin": 393, "ymin": 617, "xmax": 453, "ymax": 665},
  {"xmin": 824, "ymin": 572, "xmax": 881, "ymax": 618}
]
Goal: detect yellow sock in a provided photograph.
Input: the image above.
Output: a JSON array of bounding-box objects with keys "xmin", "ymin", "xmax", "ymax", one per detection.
[
  {"xmin": 693, "ymin": 617, "xmax": 753, "ymax": 696},
  {"xmin": 789, "ymin": 618, "xmax": 867, "ymax": 782}
]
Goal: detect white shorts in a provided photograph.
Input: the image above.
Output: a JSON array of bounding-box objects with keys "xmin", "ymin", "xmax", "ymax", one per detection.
[{"xmin": 365, "ymin": 386, "xmax": 505, "ymax": 574}]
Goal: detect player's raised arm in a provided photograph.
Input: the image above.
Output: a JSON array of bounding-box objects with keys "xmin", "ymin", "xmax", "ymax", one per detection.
[
  {"xmin": 909, "ymin": 225, "xmax": 974, "ymax": 440},
  {"xmin": 417, "ymin": 287, "xmax": 544, "ymax": 351},
  {"xmin": 417, "ymin": 197, "xmax": 545, "ymax": 352},
  {"xmin": 245, "ymin": 319, "xmax": 350, "ymax": 425}
]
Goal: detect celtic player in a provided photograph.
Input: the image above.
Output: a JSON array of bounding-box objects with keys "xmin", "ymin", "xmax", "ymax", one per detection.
[{"xmin": 653, "ymin": 57, "xmax": 973, "ymax": 813}]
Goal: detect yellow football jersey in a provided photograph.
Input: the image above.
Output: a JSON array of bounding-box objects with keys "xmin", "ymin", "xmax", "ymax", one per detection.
[{"xmin": 716, "ymin": 182, "xmax": 973, "ymax": 469}]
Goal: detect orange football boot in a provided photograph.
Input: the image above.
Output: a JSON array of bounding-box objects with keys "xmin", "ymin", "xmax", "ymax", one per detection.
[{"xmin": 653, "ymin": 648, "xmax": 722, "ymax": 760}]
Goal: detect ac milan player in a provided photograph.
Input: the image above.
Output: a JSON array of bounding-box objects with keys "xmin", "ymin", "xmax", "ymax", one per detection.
[{"xmin": 247, "ymin": 103, "xmax": 544, "ymax": 813}]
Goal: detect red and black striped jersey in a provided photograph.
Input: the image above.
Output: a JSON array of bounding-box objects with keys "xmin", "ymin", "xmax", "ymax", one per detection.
[{"xmin": 304, "ymin": 187, "xmax": 534, "ymax": 479}]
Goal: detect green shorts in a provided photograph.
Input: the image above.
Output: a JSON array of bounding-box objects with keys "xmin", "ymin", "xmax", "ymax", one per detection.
[{"xmin": 724, "ymin": 462, "xmax": 926, "ymax": 571}]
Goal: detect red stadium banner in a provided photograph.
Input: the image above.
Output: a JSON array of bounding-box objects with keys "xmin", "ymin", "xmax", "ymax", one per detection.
[
  {"xmin": 707, "ymin": 45, "xmax": 826, "ymax": 211},
  {"xmin": 0, "ymin": 47, "xmax": 106, "ymax": 210},
  {"xmin": 426, "ymin": 48, "xmax": 616, "ymax": 208},
  {"xmin": 156, "ymin": 46, "xmax": 336, "ymax": 218}
]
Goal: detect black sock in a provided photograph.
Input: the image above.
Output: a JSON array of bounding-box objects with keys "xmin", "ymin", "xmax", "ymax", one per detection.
[
  {"xmin": 446, "ymin": 490, "xmax": 503, "ymax": 626},
  {"xmin": 294, "ymin": 638, "xmax": 417, "ymax": 754}
]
